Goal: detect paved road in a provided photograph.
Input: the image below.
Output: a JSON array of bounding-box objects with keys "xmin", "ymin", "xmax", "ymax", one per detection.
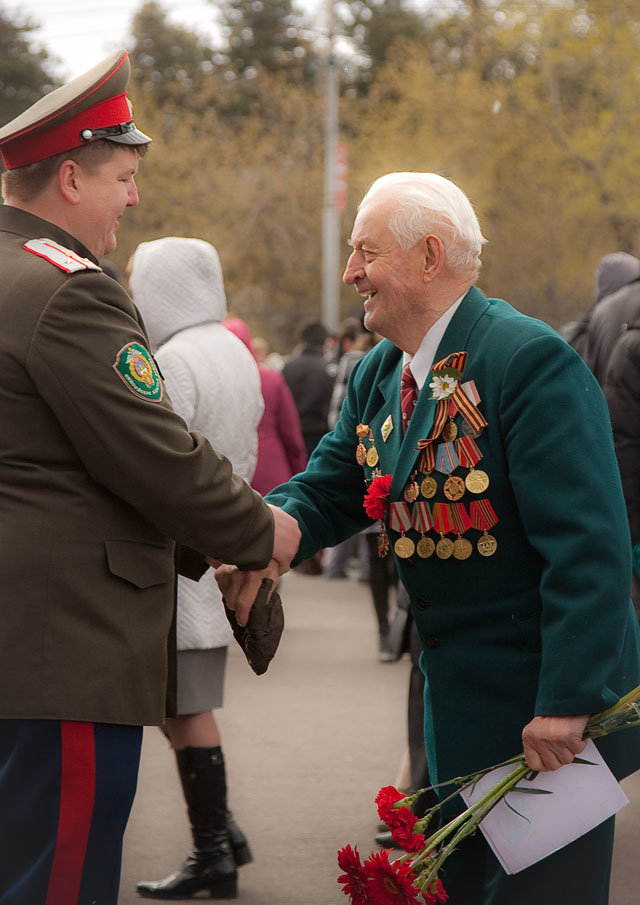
[{"xmin": 119, "ymin": 569, "xmax": 640, "ymax": 904}]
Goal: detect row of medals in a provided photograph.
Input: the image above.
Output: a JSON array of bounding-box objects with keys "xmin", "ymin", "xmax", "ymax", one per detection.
[{"xmin": 357, "ymin": 418, "xmax": 498, "ymax": 561}]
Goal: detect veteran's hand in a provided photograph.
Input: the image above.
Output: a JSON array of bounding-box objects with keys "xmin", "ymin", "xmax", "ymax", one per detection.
[
  {"xmin": 269, "ymin": 504, "xmax": 301, "ymax": 574},
  {"xmin": 215, "ymin": 560, "xmax": 280, "ymax": 627},
  {"xmin": 522, "ymin": 714, "xmax": 589, "ymax": 772}
]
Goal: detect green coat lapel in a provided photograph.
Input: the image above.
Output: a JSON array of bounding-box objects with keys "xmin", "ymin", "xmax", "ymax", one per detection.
[
  {"xmin": 368, "ymin": 364, "xmax": 403, "ymax": 479},
  {"xmin": 390, "ymin": 287, "xmax": 491, "ymax": 497}
]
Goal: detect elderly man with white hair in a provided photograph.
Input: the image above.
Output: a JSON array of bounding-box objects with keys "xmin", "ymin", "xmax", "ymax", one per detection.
[{"xmin": 219, "ymin": 172, "xmax": 640, "ymax": 905}]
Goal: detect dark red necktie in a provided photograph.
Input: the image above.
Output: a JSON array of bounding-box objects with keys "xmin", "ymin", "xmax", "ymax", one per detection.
[{"xmin": 401, "ymin": 363, "xmax": 418, "ymax": 434}]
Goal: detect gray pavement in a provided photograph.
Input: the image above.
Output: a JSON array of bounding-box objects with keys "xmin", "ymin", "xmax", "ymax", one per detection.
[{"xmin": 119, "ymin": 569, "xmax": 640, "ymax": 904}]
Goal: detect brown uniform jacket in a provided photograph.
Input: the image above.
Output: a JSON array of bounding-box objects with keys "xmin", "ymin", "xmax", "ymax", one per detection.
[{"xmin": 0, "ymin": 205, "xmax": 273, "ymax": 725}]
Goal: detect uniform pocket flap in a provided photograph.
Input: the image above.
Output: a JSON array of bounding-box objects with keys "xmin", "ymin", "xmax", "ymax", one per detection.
[{"xmin": 105, "ymin": 539, "xmax": 173, "ymax": 589}]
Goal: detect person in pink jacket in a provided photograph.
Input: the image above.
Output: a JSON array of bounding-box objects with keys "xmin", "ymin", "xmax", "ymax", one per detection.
[{"xmin": 224, "ymin": 318, "xmax": 308, "ymax": 494}]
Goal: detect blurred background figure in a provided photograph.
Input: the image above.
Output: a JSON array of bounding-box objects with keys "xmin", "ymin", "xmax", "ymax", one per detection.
[
  {"xmin": 282, "ymin": 318, "xmax": 335, "ymax": 575},
  {"xmin": 282, "ymin": 318, "xmax": 335, "ymax": 458},
  {"xmin": 252, "ymin": 334, "xmax": 285, "ymax": 372},
  {"xmin": 376, "ymin": 586, "xmax": 438, "ymax": 848},
  {"xmin": 327, "ymin": 316, "xmax": 363, "ymax": 373},
  {"xmin": 323, "ymin": 330, "xmax": 374, "ymax": 591},
  {"xmin": 583, "ymin": 252, "xmax": 640, "ymax": 384},
  {"xmin": 327, "ymin": 330, "xmax": 395, "ymax": 658},
  {"xmin": 251, "ymin": 335, "xmax": 270, "ymax": 365},
  {"xmin": 560, "ymin": 253, "xmax": 640, "ymax": 619},
  {"xmin": 223, "ymin": 317, "xmax": 307, "ymax": 497},
  {"xmin": 560, "ymin": 252, "xmax": 640, "ymax": 369},
  {"xmin": 129, "ymin": 237, "xmax": 262, "ymax": 900}
]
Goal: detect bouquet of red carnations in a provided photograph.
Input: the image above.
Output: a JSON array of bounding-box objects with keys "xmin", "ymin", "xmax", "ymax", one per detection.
[{"xmin": 337, "ymin": 686, "xmax": 640, "ymax": 905}]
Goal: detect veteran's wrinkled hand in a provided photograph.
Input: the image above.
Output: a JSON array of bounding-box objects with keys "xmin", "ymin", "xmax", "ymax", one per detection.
[
  {"xmin": 269, "ymin": 504, "xmax": 301, "ymax": 573},
  {"xmin": 215, "ymin": 559, "xmax": 280, "ymax": 627},
  {"xmin": 522, "ymin": 713, "xmax": 589, "ymax": 772}
]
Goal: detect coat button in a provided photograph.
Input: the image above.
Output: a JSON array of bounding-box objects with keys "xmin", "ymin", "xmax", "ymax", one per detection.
[
  {"xmin": 425, "ymin": 635, "xmax": 440, "ymax": 649},
  {"xmin": 416, "ymin": 598, "xmax": 430, "ymax": 610}
]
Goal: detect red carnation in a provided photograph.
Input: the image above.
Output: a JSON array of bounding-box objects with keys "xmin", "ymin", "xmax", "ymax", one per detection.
[
  {"xmin": 337, "ymin": 844, "xmax": 371, "ymax": 905},
  {"xmin": 362, "ymin": 849, "xmax": 422, "ymax": 905},
  {"xmin": 375, "ymin": 786, "xmax": 406, "ymax": 823},
  {"xmin": 388, "ymin": 816, "xmax": 425, "ymax": 853},
  {"xmin": 363, "ymin": 474, "xmax": 393, "ymax": 519}
]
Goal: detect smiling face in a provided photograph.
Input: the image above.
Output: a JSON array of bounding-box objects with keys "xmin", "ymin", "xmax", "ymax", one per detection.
[
  {"xmin": 343, "ymin": 197, "xmax": 428, "ymax": 348},
  {"xmin": 73, "ymin": 146, "xmax": 140, "ymax": 258}
]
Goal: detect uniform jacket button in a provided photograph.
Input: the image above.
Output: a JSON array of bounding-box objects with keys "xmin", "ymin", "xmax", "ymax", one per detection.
[
  {"xmin": 426, "ymin": 635, "xmax": 440, "ymax": 649},
  {"xmin": 416, "ymin": 598, "xmax": 430, "ymax": 610}
]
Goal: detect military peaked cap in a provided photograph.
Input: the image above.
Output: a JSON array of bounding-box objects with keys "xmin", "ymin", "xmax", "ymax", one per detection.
[{"xmin": 0, "ymin": 50, "xmax": 151, "ymax": 171}]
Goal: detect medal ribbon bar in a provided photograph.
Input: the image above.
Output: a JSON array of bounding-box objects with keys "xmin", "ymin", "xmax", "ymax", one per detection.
[
  {"xmin": 432, "ymin": 502, "xmax": 453, "ymax": 534},
  {"xmin": 469, "ymin": 498, "xmax": 499, "ymax": 531},
  {"xmin": 436, "ymin": 441, "xmax": 460, "ymax": 474},
  {"xmin": 412, "ymin": 501, "xmax": 434, "ymax": 532},
  {"xmin": 450, "ymin": 502, "xmax": 472, "ymax": 534},
  {"xmin": 456, "ymin": 435, "xmax": 482, "ymax": 468},
  {"xmin": 389, "ymin": 501, "xmax": 412, "ymax": 534}
]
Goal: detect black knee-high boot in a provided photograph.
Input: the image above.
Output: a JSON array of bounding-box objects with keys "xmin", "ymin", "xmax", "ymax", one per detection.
[{"xmin": 137, "ymin": 746, "xmax": 250, "ymax": 900}]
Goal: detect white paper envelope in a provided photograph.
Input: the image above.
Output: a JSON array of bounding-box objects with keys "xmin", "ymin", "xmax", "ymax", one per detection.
[{"xmin": 459, "ymin": 740, "xmax": 628, "ymax": 874}]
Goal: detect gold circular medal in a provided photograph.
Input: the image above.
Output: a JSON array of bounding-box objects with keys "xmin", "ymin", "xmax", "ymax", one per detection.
[
  {"xmin": 477, "ymin": 533, "xmax": 498, "ymax": 557},
  {"xmin": 416, "ymin": 536, "xmax": 435, "ymax": 558},
  {"xmin": 356, "ymin": 443, "xmax": 367, "ymax": 466},
  {"xmin": 465, "ymin": 469, "xmax": 490, "ymax": 494},
  {"xmin": 436, "ymin": 536, "xmax": 454, "ymax": 559},
  {"xmin": 453, "ymin": 537, "xmax": 473, "ymax": 560},
  {"xmin": 394, "ymin": 535, "xmax": 416, "ymax": 558},
  {"xmin": 442, "ymin": 420, "xmax": 458, "ymax": 442},
  {"xmin": 420, "ymin": 475, "xmax": 438, "ymax": 499},
  {"xmin": 443, "ymin": 475, "xmax": 465, "ymax": 501},
  {"xmin": 403, "ymin": 480, "xmax": 419, "ymax": 503},
  {"xmin": 356, "ymin": 423, "xmax": 370, "ymax": 439},
  {"xmin": 366, "ymin": 446, "xmax": 379, "ymax": 467}
]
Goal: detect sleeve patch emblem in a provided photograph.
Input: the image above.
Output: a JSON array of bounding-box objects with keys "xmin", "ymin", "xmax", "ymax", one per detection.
[{"xmin": 113, "ymin": 343, "xmax": 164, "ymax": 402}]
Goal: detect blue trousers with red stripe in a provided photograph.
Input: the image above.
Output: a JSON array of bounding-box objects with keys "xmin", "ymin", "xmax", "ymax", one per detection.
[{"xmin": 0, "ymin": 720, "xmax": 142, "ymax": 905}]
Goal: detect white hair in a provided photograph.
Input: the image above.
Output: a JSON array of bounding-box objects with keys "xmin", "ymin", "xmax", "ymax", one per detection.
[{"xmin": 358, "ymin": 172, "xmax": 487, "ymax": 279}]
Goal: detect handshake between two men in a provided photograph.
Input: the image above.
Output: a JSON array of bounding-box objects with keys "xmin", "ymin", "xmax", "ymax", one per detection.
[{"xmin": 209, "ymin": 503, "xmax": 301, "ymax": 626}]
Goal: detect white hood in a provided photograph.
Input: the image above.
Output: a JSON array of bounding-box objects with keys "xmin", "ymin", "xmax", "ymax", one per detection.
[{"xmin": 129, "ymin": 236, "xmax": 227, "ymax": 351}]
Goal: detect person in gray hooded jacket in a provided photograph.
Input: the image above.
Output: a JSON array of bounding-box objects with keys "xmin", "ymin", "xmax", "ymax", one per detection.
[
  {"xmin": 129, "ymin": 237, "xmax": 264, "ymax": 900},
  {"xmin": 559, "ymin": 251, "xmax": 640, "ymax": 372}
]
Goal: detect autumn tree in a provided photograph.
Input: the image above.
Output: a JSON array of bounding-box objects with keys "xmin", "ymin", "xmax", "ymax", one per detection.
[
  {"xmin": 0, "ymin": 4, "xmax": 60, "ymax": 124},
  {"xmin": 216, "ymin": 0, "xmax": 317, "ymax": 79},
  {"xmin": 128, "ymin": 1, "xmax": 219, "ymax": 107},
  {"xmin": 341, "ymin": 0, "xmax": 640, "ymax": 327},
  {"xmin": 116, "ymin": 72, "xmax": 327, "ymax": 350}
]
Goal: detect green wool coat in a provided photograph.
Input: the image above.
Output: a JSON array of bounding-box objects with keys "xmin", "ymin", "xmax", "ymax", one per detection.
[{"xmin": 268, "ymin": 286, "xmax": 640, "ymax": 793}]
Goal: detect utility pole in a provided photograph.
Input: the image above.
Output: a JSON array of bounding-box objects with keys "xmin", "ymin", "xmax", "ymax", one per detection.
[{"xmin": 322, "ymin": 0, "xmax": 340, "ymax": 333}]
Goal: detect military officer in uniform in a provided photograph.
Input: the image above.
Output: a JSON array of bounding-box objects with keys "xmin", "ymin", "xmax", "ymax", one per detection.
[
  {"xmin": 219, "ymin": 172, "xmax": 640, "ymax": 904},
  {"xmin": 0, "ymin": 51, "xmax": 299, "ymax": 905}
]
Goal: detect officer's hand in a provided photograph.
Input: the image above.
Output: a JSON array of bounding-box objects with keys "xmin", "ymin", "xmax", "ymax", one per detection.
[
  {"xmin": 268, "ymin": 504, "xmax": 301, "ymax": 574},
  {"xmin": 522, "ymin": 714, "xmax": 589, "ymax": 771},
  {"xmin": 215, "ymin": 560, "xmax": 280, "ymax": 627}
]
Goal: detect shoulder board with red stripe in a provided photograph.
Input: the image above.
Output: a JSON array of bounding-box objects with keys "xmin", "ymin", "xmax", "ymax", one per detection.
[{"xmin": 23, "ymin": 238, "xmax": 102, "ymax": 274}]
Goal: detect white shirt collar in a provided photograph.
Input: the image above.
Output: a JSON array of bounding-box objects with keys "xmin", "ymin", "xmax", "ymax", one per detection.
[{"xmin": 402, "ymin": 294, "xmax": 465, "ymax": 390}]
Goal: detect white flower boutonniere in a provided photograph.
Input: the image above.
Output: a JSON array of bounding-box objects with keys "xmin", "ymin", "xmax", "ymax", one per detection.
[{"xmin": 429, "ymin": 372, "xmax": 459, "ymax": 400}]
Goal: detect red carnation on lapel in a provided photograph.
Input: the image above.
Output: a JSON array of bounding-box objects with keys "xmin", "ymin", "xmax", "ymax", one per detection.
[{"xmin": 363, "ymin": 474, "xmax": 393, "ymax": 519}]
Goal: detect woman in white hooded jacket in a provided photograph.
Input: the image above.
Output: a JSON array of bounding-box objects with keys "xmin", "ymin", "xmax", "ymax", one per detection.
[{"xmin": 129, "ymin": 237, "xmax": 264, "ymax": 900}]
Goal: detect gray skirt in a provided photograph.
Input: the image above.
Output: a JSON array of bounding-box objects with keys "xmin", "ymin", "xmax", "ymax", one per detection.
[{"xmin": 176, "ymin": 647, "xmax": 228, "ymax": 715}]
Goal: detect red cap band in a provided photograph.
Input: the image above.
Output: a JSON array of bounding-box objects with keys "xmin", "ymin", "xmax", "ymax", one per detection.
[{"xmin": 1, "ymin": 92, "xmax": 131, "ymax": 170}]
